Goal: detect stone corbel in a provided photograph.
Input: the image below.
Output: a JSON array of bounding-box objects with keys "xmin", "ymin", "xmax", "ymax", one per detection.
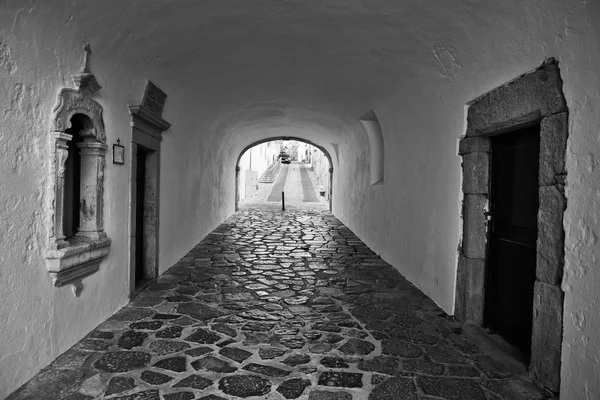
[{"xmin": 45, "ymin": 238, "xmax": 111, "ymax": 297}]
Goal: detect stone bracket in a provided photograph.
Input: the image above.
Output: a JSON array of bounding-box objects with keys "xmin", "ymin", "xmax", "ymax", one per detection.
[{"xmin": 45, "ymin": 238, "xmax": 111, "ymax": 297}]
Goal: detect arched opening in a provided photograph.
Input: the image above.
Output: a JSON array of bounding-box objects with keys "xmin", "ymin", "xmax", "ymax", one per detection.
[
  {"xmin": 63, "ymin": 113, "xmax": 94, "ymax": 240},
  {"xmin": 235, "ymin": 137, "xmax": 334, "ymax": 212}
]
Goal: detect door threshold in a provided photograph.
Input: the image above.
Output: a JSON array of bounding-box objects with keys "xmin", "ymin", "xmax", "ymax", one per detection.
[
  {"xmin": 131, "ymin": 278, "xmax": 155, "ymax": 299},
  {"xmin": 464, "ymin": 324, "xmax": 530, "ymax": 379}
]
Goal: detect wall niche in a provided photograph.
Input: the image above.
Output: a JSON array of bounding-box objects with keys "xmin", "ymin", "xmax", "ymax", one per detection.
[{"xmin": 44, "ymin": 44, "xmax": 111, "ymax": 296}]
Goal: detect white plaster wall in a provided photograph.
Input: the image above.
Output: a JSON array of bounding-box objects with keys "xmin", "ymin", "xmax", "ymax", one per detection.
[{"xmin": 1, "ymin": 1, "xmax": 599, "ymax": 398}]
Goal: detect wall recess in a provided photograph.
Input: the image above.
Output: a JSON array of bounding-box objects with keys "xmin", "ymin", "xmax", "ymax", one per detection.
[{"xmin": 44, "ymin": 44, "xmax": 111, "ymax": 296}]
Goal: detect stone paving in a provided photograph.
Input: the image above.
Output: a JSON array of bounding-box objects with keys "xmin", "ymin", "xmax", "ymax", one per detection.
[{"xmin": 7, "ymin": 209, "xmax": 549, "ymax": 400}]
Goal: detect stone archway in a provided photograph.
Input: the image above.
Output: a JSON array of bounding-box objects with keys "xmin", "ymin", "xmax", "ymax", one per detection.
[
  {"xmin": 235, "ymin": 137, "xmax": 334, "ymax": 212},
  {"xmin": 455, "ymin": 59, "xmax": 568, "ymax": 394}
]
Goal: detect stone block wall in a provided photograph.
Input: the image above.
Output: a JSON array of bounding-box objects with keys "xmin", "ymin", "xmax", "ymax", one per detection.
[{"xmin": 456, "ymin": 59, "xmax": 568, "ymax": 394}]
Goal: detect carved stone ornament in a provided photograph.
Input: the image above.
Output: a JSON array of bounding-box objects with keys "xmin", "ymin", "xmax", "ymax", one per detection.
[
  {"xmin": 45, "ymin": 44, "xmax": 111, "ymax": 297},
  {"xmin": 51, "ymin": 44, "xmax": 106, "ymax": 142}
]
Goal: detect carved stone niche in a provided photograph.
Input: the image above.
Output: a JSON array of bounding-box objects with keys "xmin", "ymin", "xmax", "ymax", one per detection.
[{"xmin": 44, "ymin": 44, "xmax": 111, "ymax": 297}]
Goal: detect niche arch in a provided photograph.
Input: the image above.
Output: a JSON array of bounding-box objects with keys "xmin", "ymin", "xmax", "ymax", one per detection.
[{"xmin": 235, "ymin": 136, "xmax": 334, "ymax": 211}]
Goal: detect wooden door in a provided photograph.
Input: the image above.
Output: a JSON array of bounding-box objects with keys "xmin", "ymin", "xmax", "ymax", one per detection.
[{"xmin": 485, "ymin": 125, "xmax": 540, "ymax": 358}]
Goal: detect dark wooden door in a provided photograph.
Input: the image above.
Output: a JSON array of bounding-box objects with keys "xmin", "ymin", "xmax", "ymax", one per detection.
[
  {"xmin": 485, "ymin": 125, "xmax": 540, "ymax": 358},
  {"xmin": 135, "ymin": 147, "xmax": 147, "ymax": 283}
]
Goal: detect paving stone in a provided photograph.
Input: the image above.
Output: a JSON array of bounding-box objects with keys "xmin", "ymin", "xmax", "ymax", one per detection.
[
  {"xmin": 275, "ymin": 328, "xmax": 300, "ymax": 335},
  {"xmin": 402, "ymin": 359, "xmax": 445, "ymax": 375},
  {"xmin": 52, "ymin": 350, "xmax": 91, "ymax": 369},
  {"xmin": 88, "ymin": 330, "xmax": 115, "ymax": 339},
  {"xmin": 184, "ymin": 346, "xmax": 213, "ymax": 357},
  {"xmin": 219, "ymin": 375, "xmax": 272, "ymax": 397},
  {"xmin": 337, "ymin": 339, "xmax": 375, "ymax": 356},
  {"xmin": 219, "ymin": 347, "xmax": 253, "ymax": 363},
  {"xmin": 303, "ymin": 332, "xmax": 323, "ymax": 340},
  {"xmin": 284, "ymin": 296, "xmax": 310, "ymax": 305},
  {"xmin": 197, "ymin": 395, "xmax": 227, "ymax": 400},
  {"xmin": 211, "ymin": 323, "xmax": 237, "ymax": 337},
  {"xmin": 381, "ymin": 339, "xmax": 422, "ymax": 358},
  {"xmin": 241, "ymin": 321, "xmax": 275, "ymax": 331},
  {"xmin": 153, "ymin": 356, "xmax": 187, "ymax": 372},
  {"xmin": 216, "ymin": 338, "xmax": 236, "ymax": 347},
  {"xmin": 184, "ymin": 328, "xmax": 222, "ymax": 344},
  {"xmin": 239, "ymin": 309, "xmax": 281, "ymax": 321},
  {"xmin": 243, "ymin": 363, "xmax": 292, "ymax": 377},
  {"xmin": 94, "ymin": 351, "xmax": 152, "ymax": 372},
  {"xmin": 110, "ymin": 308, "xmax": 153, "ymax": 321},
  {"xmin": 129, "ymin": 321, "xmax": 164, "ymax": 331},
  {"xmin": 369, "ymin": 376, "xmax": 418, "ymax": 400},
  {"xmin": 163, "ymin": 393, "xmax": 196, "ymax": 400},
  {"xmin": 320, "ymin": 357, "xmax": 349, "ymax": 369},
  {"xmin": 418, "ymin": 376, "xmax": 486, "ymax": 400},
  {"xmin": 318, "ymin": 372, "xmax": 363, "ymax": 388},
  {"xmin": 308, "ymin": 391, "xmax": 352, "ymax": 400},
  {"xmin": 321, "ymin": 333, "xmax": 344, "ymax": 344},
  {"xmin": 357, "ymin": 356, "xmax": 399, "ymax": 375},
  {"xmin": 77, "ymin": 339, "xmax": 112, "ymax": 351},
  {"xmin": 312, "ymin": 322, "xmax": 342, "ymax": 333},
  {"xmin": 140, "ymin": 370, "xmax": 174, "ymax": 385},
  {"xmin": 154, "ymin": 326, "xmax": 183, "ymax": 339},
  {"xmin": 153, "ymin": 313, "xmax": 182, "ymax": 320},
  {"xmin": 281, "ymin": 353, "xmax": 311, "ymax": 366},
  {"xmin": 277, "ymin": 378, "xmax": 312, "ymax": 399},
  {"xmin": 423, "ymin": 346, "xmax": 467, "ymax": 365},
  {"xmin": 447, "ymin": 365, "xmax": 480, "ymax": 377},
  {"xmin": 148, "ymin": 340, "xmax": 190, "ymax": 356},
  {"xmin": 192, "ymin": 355, "xmax": 237, "ymax": 373},
  {"xmin": 371, "ymin": 374, "xmax": 389, "ymax": 385},
  {"xmin": 279, "ymin": 336, "xmax": 306, "ymax": 349},
  {"xmin": 118, "ymin": 331, "xmax": 148, "ymax": 349},
  {"xmin": 112, "ymin": 389, "xmax": 160, "ymax": 400},
  {"xmin": 259, "ymin": 347, "xmax": 287, "ymax": 359},
  {"xmin": 177, "ymin": 303, "xmax": 226, "ymax": 320},
  {"xmin": 309, "ymin": 342, "xmax": 332, "ymax": 353},
  {"xmin": 62, "ymin": 394, "xmax": 93, "ymax": 400},
  {"xmin": 173, "ymin": 375, "xmax": 214, "ymax": 390},
  {"xmin": 105, "ymin": 376, "xmax": 137, "ymax": 396}
]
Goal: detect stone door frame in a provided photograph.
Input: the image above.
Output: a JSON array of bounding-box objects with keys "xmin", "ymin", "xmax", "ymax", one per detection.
[
  {"xmin": 235, "ymin": 136, "xmax": 334, "ymax": 212},
  {"xmin": 127, "ymin": 102, "xmax": 170, "ymax": 297},
  {"xmin": 455, "ymin": 59, "xmax": 568, "ymax": 394}
]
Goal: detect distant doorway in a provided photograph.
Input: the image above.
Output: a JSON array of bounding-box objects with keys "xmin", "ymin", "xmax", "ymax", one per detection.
[{"xmin": 485, "ymin": 125, "xmax": 540, "ymax": 358}]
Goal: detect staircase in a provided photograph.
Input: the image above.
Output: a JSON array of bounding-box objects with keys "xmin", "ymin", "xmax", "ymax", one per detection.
[{"xmin": 258, "ymin": 161, "xmax": 282, "ymax": 183}]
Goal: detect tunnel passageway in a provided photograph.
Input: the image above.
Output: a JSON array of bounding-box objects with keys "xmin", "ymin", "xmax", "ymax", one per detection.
[{"xmin": 8, "ymin": 209, "xmax": 546, "ymax": 399}]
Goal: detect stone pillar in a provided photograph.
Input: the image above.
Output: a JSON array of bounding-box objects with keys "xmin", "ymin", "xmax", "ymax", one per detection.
[
  {"xmin": 456, "ymin": 136, "xmax": 490, "ymax": 324},
  {"xmin": 76, "ymin": 141, "xmax": 108, "ymax": 241},
  {"xmin": 48, "ymin": 132, "xmax": 72, "ymax": 250}
]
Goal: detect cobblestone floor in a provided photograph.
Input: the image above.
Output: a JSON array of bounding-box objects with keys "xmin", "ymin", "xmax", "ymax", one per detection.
[{"xmin": 8, "ymin": 209, "xmax": 548, "ymax": 400}]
